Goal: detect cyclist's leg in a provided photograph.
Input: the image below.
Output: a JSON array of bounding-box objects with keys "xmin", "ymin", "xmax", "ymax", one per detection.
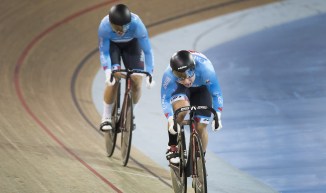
[
  {"xmin": 130, "ymin": 75, "xmax": 143, "ymax": 104},
  {"xmin": 103, "ymin": 75, "xmax": 120, "ymax": 104},
  {"xmin": 121, "ymin": 38, "xmax": 144, "ymax": 106},
  {"xmin": 171, "ymin": 83, "xmax": 190, "ymax": 129},
  {"xmin": 189, "ymin": 86, "xmax": 212, "ymax": 152},
  {"xmin": 166, "ymin": 85, "xmax": 190, "ymax": 163},
  {"xmin": 172, "ymin": 100, "xmax": 189, "ymax": 122},
  {"xmin": 194, "ymin": 118, "xmax": 209, "ymax": 152},
  {"xmin": 101, "ymin": 42, "xmax": 122, "ymax": 130}
]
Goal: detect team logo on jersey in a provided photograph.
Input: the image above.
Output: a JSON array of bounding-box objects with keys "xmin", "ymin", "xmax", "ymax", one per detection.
[
  {"xmin": 112, "ymin": 65, "xmax": 121, "ymax": 71},
  {"xmin": 161, "ymin": 95, "xmax": 167, "ymax": 108},
  {"xmin": 99, "ymin": 37, "xmax": 104, "ymax": 47},
  {"xmin": 171, "ymin": 95, "xmax": 188, "ymax": 103},
  {"xmin": 163, "ymin": 77, "xmax": 171, "ymax": 89},
  {"xmin": 218, "ymin": 96, "xmax": 223, "ymax": 105},
  {"xmin": 201, "ymin": 118, "xmax": 210, "ymax": 124},
  {"xmin": 140, "ymin": 52, "xmax": 144, "ymax": 62}
]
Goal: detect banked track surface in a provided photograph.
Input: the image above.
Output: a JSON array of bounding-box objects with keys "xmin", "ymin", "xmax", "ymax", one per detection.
[{"xmin": 0, "ymin": 0, "xmax": 276, "ymax": 192}]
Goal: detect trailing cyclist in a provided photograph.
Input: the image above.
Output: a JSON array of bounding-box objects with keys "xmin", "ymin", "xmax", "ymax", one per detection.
[
  {"xmin": 98, "ymin": 4, "xmax": 155, "ymax": 131},
  {"xmin": 160, "ymin": 50, "xmax": 223, "ymax": 164}
]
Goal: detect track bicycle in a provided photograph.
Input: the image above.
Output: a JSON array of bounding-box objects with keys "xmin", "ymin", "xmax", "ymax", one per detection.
[
  {"xmin": 169, "ymin": 105, "xmax": 219, "ymax": 193},
  {"xmin": 103, "ymin": 69, "xmax": 152, "ymax": 166}
]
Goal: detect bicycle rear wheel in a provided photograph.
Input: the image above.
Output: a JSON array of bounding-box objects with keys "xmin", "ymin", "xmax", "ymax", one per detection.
[
  {"xmin": 120, "ymin": 93, "xmax": 133, "ymax": 166},
  {"xmin": 192, "ymin": 133, "xmax": 207, "ymax": 193},
  {"xmin": 170, "ymin": 131, "xmax": 187, "ymax": 193}
]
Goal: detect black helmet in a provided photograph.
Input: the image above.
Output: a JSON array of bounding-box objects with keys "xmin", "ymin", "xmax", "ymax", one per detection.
[
  {"xmin": 109, "ymin": 4, "xmax": 131, "ymax": 26},
  {"xmin": 170, "ymin": 50, "xmax": 195, "ymax": 72},
  {"xmin": 170, "ymin": 50, "xmax": 196, "ymax": 79}
]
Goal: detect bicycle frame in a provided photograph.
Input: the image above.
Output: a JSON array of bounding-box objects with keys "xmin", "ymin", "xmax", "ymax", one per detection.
[
  {"xmin": 171, "ymin": 105, "xmax": 218, "ymax": 193},
  {"xmin": 112, "ymin": 68, "xmax": 152, "ymax": 132},
  {"xmin": 110, "ymin": 69, "xmax": 152, "ymax": 166},
  {"xmin": 176, "ymin": 110, "xmax": 203, "ymax": 178}
]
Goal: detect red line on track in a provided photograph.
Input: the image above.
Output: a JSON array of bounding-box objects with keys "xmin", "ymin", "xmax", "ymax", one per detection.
[{"xmin": 13, "ymin": 1, "xmax": 123, "ymax": 192}]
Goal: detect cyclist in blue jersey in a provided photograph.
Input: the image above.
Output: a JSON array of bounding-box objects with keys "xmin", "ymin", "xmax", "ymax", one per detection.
[
  {"xmin": 98, "ymin": 4, "xmax": 155, "ymax": 131},
  {"xmin": 161, "ymin": 50, "xmax": 223, "ymax": 164}
]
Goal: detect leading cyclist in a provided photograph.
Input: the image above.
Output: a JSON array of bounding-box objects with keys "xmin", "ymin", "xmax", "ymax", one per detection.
[
  {"xmin": 161, "ymin": 50, "xmax": 223, "ymax": 164},
  {"xmin": 98, "ymin": 4, "xmax": 155, "ymax": 131}
]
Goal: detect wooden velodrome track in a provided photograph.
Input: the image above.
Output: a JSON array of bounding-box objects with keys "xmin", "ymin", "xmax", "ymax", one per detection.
[{"xmin": 0, "ymin": 0, "xmax": 277, "ymax": 192}]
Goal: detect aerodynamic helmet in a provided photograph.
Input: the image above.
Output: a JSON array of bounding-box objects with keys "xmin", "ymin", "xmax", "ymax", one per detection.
[
  {"xmin": 170, "ymin": 50, "xmax": 196, "ymax": 79},
  {"xmin": 109, "ymin": 4, "xmax": 131, "ymax": 26}
]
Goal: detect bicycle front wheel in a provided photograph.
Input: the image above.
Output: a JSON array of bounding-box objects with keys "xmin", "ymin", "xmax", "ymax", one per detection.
[
  {"xmin": 120, "ymin": 93, "xmax": 133, "ymax": 166},
  {"xmin": 192, "ymin": 133, "xmax": 207, "ymax": 193},
  {"xmin": 104, "ymin": 102, "xmax": 118, "ymax": 157},
  {"xmin": 170, "ymin": 131, "xmax": 187, "ymax": 193}
]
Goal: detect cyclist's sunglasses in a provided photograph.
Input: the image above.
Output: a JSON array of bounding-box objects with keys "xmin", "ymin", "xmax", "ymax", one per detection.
[
  {"xmin": 173, "ymin": 68, "xmax": 195, "ymax": 82},
  {"xmin": 111, "ymin": 23, "xmax": 130, "ymax": 34}
]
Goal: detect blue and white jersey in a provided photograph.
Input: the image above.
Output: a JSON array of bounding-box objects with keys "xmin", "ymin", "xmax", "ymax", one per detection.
[
  {"xmin": 98, "ymin": 13, "xmax": 154, "ymax": 74},
  {"xmin": 161, "ymin": 51, "xmax": 223, "ymax": 119}
]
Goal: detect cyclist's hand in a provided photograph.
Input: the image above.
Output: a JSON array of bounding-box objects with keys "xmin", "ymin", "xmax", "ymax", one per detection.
[
  {"xmin": 168, "ymin": 116, "xmax": 180, "ymax": 135},
  {"xmin": 105, "ymin": 69, "xmax": 116, "ymax": 86},
  {"xmin": 212, "ymin": 112, "xmax": 222, "ymax": 131},
  {"xmin": 146, "ymin": 76, "xmax": 155, "ymax": 89}
]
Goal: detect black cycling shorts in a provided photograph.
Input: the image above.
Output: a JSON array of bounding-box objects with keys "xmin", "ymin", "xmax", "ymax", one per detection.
[
  {"xmin": 171, "ymin": 85, "xmax": 212, "ymax": 118},
  {"xmin": 110, "ymin": 38, "xmax": 144, "ymax": 70}
]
